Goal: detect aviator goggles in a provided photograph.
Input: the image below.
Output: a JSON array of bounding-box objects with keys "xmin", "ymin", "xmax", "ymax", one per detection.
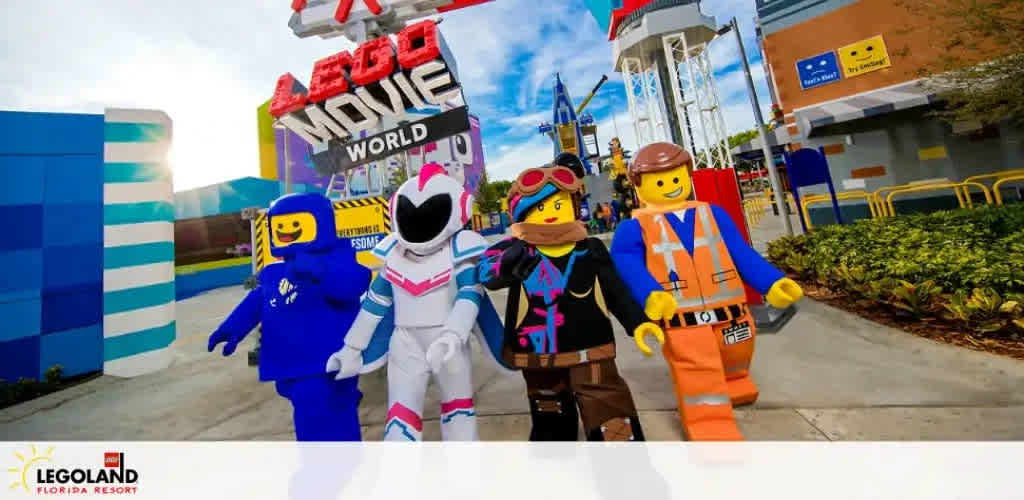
[{"xmin": 512, "ymin": 166, "xmax": 582, "ymax": 197}]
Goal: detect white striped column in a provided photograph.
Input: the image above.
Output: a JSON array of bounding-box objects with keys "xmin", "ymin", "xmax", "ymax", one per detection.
[{"xmin": 102, "ymin": 109, "xmax": 176, "ymax": 377}]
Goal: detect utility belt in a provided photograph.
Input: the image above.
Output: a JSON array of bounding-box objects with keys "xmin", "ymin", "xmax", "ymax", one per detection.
[
  {"xmin": 666, "ymin": 304, "xmax": 748, "ymax": 328},
  {"xmin": 505, "ymin": 343, "xmax": 616, "ymax": 369}
]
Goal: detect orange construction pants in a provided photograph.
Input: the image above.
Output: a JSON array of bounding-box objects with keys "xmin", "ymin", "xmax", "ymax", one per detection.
[{"xmin": 661, "ymin": 313, "xmax": 758, "ymax": 441}]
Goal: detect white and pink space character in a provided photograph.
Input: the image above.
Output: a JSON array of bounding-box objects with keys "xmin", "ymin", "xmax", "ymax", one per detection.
[{"xmin": 326, "ymin": 163, "xmax": 508, "ymax": 441}]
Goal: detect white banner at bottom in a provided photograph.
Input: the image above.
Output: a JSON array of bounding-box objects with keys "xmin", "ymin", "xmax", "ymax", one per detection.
[{"xmin": 3, "ymin": 442, "xmax": 1020, "ymax": 499}]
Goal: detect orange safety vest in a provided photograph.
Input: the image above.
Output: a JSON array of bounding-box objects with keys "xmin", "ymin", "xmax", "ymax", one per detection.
[{"xmin": 634, "ymin": 202, "xmax": 746, "ymax": 316}]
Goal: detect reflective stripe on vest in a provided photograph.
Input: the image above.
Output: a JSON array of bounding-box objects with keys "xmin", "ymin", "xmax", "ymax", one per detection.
[
  {"xmin": 638, "ymin": 202, "xmax": 745, "ymax": 313},
  {"xmin": 692, "ymin": 204, "xmax": 745, "ymax": 306}
]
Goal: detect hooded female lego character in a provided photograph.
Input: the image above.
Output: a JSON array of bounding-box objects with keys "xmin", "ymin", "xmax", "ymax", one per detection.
[
  {"xmin": 208, "ymin": 192, "xmax": 371, "ymax": 441},
  {"xmin": 477, "ymin": 152, "xmax": 664, "ymax": 441},
  {"xmin": 326, "ymin": 163, "xmax": 508, "ymax": 441}
]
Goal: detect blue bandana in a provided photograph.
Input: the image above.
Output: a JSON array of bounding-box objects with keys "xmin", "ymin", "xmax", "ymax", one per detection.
[{"xmin": 512, "ymin": 183, "xmax": 558, "ymax": 222}]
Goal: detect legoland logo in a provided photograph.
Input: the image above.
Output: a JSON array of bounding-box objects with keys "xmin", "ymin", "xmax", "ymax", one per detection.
[{"xmin": 8, "ymin": 445, "xmax": 139, "ymax": 495}]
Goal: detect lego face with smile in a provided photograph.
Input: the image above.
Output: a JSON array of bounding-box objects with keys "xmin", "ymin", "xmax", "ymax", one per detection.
[
  {"xmin": 635, "ymin": 165, "xmax": 692, "ymax": 207},
  {"xmin": 524, "ymin": 191, "xmax": 574, "ymax": 225},
  {"xmin": 271, "ymin": 212, "xmax": 318, "ymax": 247},
  {"xmin": 838, "ymin": 35, "xmax": 890, "ymax": 77}
]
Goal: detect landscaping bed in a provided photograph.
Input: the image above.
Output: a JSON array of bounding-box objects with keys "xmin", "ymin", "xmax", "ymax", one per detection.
[
  {"xmin": 766, "ymin": 204, "xmax": 1024, "ymax": 359},
  {"xmin": 0, "ymin": 366, "xmax": 101, "ymax": 410}
]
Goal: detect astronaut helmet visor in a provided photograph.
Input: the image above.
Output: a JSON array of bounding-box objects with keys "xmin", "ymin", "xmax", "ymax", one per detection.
[{"xmin": 396, "ymin": 193, "xmax": 452, "ymax": 244}]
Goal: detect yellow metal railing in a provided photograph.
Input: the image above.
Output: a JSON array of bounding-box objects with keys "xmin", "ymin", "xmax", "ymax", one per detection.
[
  {"xmin": 885, "ymin": 181, "xmax": 992, "ymax": 217},
  {"xmin": 964, "ymin": 169, "xmax": 1024, "ymax": 188},
  {"xmin": 993, "ymin": 174, "xmax": 1024, "ymax": 205},
  {"xmin": 872, "ymin": 179, "xmax": 959, "ymax": 217},
  {"xmin": 800, "ymin": 190, "xmax": 877, "ymax": 230},
  {"xmin": 743, "ymin": 196, "xmax": 770, "ymax": 227}
]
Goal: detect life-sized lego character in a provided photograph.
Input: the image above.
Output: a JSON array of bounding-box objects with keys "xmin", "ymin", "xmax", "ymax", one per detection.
[
  {"xmin": 610, "ymin": 142, "xmax": 803, "ymax": 441},
  {"xmin": 326, "ymin": 163, "xmax": 507, "ymax": 441},
  {"xmin": 208, "ymin": 192, "xmax": 371, "ymax": 441},
  {"xmin": 478, "ymin": 153, "xmax": 664, "ymax": 441}
]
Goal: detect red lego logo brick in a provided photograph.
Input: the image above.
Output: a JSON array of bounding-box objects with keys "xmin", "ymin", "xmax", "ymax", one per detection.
[{"xmin": 104, "ymin": 452, "xmax": 120, "ymax": 468}]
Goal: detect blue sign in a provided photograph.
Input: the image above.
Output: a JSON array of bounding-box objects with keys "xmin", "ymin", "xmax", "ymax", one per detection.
[{"xmin": 796, "ymin": 51, "xmax": 842, "ymax": 90}]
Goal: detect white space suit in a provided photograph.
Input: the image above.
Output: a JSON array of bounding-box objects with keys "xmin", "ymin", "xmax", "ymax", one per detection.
[{"xmin": 326, "ymin": 163, "xmax": 491, "ymax": 441}]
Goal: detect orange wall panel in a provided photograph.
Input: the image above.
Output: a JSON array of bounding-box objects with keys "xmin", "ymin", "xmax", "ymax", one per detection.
[{"xmin": 762, "ymin": 0, "xmax": 1004, "ymax": 113}]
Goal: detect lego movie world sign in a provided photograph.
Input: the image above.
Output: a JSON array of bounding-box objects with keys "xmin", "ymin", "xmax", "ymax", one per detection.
[{"xmin": 269, "ymin": 19, "xmax": 469, "ymax": 171}]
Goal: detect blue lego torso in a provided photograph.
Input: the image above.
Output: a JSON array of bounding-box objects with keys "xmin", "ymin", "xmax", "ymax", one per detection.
[{"xmin": 255, "ymin": 253, "xmax": 365, "ymax": 382}]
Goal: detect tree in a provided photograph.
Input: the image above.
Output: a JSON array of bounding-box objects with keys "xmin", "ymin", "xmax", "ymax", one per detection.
[
  {"xmin": 897, "ymin": 0, "xmax": 1024, "ymax": 124},
  {"xmin": 727, "ymin": 129, "xmax": 759, "ymax": 150},
  {"xmin": 489, "ymin": 180, "xmax": 512, "ymax": 198},
  {"xmin": 385, "ymin": 164, "xmax": 409, "ymax": 196},
  {"xmin": 474, "ymin": 169, "xmax": 504, "ymax": 213}
]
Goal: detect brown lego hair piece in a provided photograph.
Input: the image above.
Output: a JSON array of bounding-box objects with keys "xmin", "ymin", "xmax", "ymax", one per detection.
[{"xmin": 628, "ymin": 142, "xmax": 693, "ymax": 187}]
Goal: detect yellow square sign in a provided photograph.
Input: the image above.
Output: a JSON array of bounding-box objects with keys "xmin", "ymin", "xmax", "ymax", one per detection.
[{"xmin": 837, "ymin": 35, "xmax": 891, "ymax": 78}]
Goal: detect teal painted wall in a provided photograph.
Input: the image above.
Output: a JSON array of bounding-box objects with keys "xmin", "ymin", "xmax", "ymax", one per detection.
[{"xmin": 174, "ymin": 177, "xmax": 320, "ymax": 220}]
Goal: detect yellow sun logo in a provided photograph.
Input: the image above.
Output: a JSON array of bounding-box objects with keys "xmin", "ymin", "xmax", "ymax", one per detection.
[{"xmin": 8, "ymin": 445, "xmax": 54, "ymax": 492}]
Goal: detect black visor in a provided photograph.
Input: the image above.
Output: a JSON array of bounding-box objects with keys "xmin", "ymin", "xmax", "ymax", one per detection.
[{"xmin": 396, "ymin": 194, "xmax": 452, "ymax": 243}]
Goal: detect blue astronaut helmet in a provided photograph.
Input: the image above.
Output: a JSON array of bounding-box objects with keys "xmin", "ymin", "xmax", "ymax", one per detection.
[{"xmin": 267, "ymin": 192, "xmax": 338, "ymax": 258}]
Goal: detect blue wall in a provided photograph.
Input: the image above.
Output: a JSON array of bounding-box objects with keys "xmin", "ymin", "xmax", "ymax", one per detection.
[
  {"xmin": 0, "ymin": 111, "xmax": 105, "ymax": 382},
  {"xmin": 175, "ymin": 264, "xmax": 251, "ymax": 301}
]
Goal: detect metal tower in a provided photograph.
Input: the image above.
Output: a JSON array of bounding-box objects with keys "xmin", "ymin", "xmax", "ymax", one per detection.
[
  {"xmin": 662, "ymin": 28, "xmax": 735, "ymax": 170},
  {"xmin": 611, "ymin": 0, "xmax": 734, "ymax": 169}
]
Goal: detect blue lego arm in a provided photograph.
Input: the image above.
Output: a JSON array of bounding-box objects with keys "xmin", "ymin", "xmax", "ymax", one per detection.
[
  {"xmin": 711, "ymin": 205, "xmax": 784, "ymax": 295},
  {"xmin": 208, "ymin": 285, "xmax": 262, "ymax": 356},
  {"xmin": 321, "ymin": 244, "xmax": 371, "ymax": 306},
  {"xmin": 610, "ymin": 218, "xmax": 664, "ymax": 307},
  {"xmin": 288, "ymin": 243, "xmax": 370, "ymax": 306}
]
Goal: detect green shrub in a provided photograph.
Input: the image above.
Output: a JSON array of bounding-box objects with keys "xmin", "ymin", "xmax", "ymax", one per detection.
[
  {"xmin": 0, "ymin": 365, "xmax": 64, "ymax": 409},
  {"xmin": 767, "ymin": 204, "xmax": 1024, "ymax": 337}
]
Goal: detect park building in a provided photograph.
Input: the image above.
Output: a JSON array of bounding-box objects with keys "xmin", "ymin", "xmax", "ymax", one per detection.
[{"xmin": 733, "ymin": 0, "xmax": 1023, "ymax": 226}]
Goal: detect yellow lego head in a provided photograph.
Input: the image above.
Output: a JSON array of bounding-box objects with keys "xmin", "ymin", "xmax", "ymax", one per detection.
[
  {"xmin": 634, "ymin": 166, "xmax": 692, "ymax": 207},
  {"xmin": 629, "ymin": 142, "xmax": 694, "ymax": 209},
  {"xmin": 270, "ymin": 212, "xmax": 318, "ymax": 247},
  {"xmin": 523, "ymin": 191, "xmax": 575, "ymax": 225}
]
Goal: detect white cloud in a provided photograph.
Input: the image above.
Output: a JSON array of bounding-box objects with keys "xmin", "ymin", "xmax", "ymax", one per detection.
[
  {"xmin": 0, "ymin": 0, "xmax": 779, "ymax": 193},
  {"xmin": 497, "ymin": 111, "xmax": 549, "ymax": 128},
  {"xmin": 486, "ymin": 135, "xmax": 556, "ymax": 181}
]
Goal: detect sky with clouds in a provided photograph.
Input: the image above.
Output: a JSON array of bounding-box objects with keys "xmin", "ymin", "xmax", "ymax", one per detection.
[{"xmin": 0, "ymin": 0, "xmax": 774, "ymax": 191}]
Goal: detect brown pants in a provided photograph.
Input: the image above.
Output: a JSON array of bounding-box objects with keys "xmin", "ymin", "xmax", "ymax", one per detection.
[{"xmin": 522, "ymin": 358, "xmax": 644, "ymax": 441}]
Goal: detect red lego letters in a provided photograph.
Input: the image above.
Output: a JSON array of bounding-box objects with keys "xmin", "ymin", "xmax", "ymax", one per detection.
[{"xmin": 270, "ymin": 19, "xmax": 443, "ymax": 116}]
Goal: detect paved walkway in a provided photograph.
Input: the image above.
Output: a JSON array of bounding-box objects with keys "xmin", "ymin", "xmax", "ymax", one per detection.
[{"xmin": 3, "ymin": 213, "xmax": 1023, "ymax": 441}]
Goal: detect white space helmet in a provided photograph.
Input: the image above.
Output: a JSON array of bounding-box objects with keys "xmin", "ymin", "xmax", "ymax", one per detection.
[{"xmin": 390, "ymin": 163, "xmax": 472, "ymax": 254}]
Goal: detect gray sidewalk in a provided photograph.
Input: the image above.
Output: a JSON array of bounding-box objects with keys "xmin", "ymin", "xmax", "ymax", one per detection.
[{"xmin": 2, "ymin": 213, "xmax": 1023, "ymax": 441}]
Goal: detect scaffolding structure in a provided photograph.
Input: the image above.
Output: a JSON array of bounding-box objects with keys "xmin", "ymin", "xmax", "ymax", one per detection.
[
  {"xmin": 612, "ymin": 1, "xmax": 733, "ymax": 169},
  {"xmin": 662, "ymin": 32, "xmax": 735, "ymax": 170},
  {"xmin": 621, "ymin": 56, "xmax": 672, "ymax": 146}
]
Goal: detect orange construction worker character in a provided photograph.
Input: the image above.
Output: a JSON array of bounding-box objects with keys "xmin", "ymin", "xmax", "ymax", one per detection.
[{"xmin": 609, "ymin": 142, "xmax": 803, "ymax": 441}]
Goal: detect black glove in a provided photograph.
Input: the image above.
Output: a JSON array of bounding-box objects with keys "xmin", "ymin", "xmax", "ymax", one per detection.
[{"xmin": 501, "ymin": 240, "xmax": 542, "ymax": 281}]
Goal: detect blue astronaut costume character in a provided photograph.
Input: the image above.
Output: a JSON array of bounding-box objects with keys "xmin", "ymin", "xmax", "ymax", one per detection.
[
  {"xmin": 326, "ymin": 163, "xmax": 508, "ymax": 441},
  {"xmin": 208, "ymin": 193, "xmax": 370, "ymax": 441}
]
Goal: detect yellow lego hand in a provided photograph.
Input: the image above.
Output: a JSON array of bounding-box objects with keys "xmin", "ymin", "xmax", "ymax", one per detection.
[
  {"xmin": 633, "ymin": 322, "xmax": 665, "ymax": 356},
  {"xmin": 765, "ymin": 278, "xmax": 804, "ymax": 309},
  {"xmin": 644, "ymin": 291, "xmax": 677, "ymax": 321}
]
